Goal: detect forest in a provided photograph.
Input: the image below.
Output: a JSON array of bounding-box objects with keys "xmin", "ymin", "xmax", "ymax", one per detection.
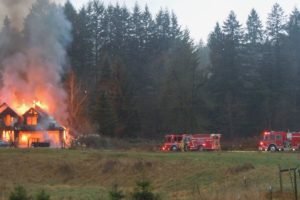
[{"xmin": 1, "ymin": 0, "xmax": 300, "ymax": 139}]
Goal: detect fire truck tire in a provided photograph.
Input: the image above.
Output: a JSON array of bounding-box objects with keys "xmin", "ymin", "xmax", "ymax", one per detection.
[
  {"xmin": 268, "ymin": 145, "xmax": 277, "ymax": 152},
  {"xmin": 171, "ymin": 146, "xmax": 178, "ymax": 152}
]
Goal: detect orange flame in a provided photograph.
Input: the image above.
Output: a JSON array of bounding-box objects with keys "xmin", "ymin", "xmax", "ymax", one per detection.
[
  {"xmin": 10, "ymin": 99, "xmax": 50, "ymax": 116},
  {"xmin": 21, "ymin": 134, "xmax": 28, "ymax": 142}
]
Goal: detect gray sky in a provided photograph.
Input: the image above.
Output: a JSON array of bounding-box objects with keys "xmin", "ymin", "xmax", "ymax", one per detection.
[{"xmin": 68, "ymin": 0, "xmax": 299, "ymax": 42}]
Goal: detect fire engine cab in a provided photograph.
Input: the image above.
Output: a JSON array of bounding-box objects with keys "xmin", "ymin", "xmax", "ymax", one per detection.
[
  {"xmin": 259, "ymin": 131, "xmax": 300, "ymax": 151},
  {"xmin": 161, "ymin": 133, "xmax": 221, "ymax": 152}
]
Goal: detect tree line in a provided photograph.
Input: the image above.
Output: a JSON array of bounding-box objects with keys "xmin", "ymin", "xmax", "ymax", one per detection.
[
  {"xmin": 1, "ymin": 0, "xmax": 300, "ymax": 138},
  {"xmin": 63, "ymin": 0, "xmax": 204, "ymax": 138}
]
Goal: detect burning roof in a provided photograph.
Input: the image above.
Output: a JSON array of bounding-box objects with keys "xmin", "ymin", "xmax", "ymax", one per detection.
[
  {"xmin": 20, "ymin": 105, "xmax": 65, "ymax": 131},
  {"xmin": 0, "ymin": 103, "xmax": 65, "ymax": 132},
  {"xmin": 0, "ymin": 103, "xmax": 19, "ymax": 118}
]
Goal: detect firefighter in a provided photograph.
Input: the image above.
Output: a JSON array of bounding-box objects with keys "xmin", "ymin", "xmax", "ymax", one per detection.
[
  {"xmin": 183, "ymin": 136, "xmax": 189, "ymax": 152},
  {"xmin": 284, "ymin": 140, "xmax": 290, "ymax": 149},
  {"xmin": 180, "ymin": 139, "xmax": 184, "ymax": 152}
]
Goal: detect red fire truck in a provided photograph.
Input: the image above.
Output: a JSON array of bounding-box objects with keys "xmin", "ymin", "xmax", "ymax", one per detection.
[
  {"xmin": 259, "ymin": 131, "xmax": 300, "ymax": 151},
  {"xmin": 161, "ymin": 133, "xmax": 221, "ymax": 152}
]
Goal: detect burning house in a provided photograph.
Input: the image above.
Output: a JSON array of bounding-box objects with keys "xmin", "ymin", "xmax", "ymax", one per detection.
[
  {"xmin": 0, "ymin": 103, "xmax": 66, "ymax": 148},
  {"xmin": 0, "ymin": 0, "xmax": 72, "ymax": 149}
]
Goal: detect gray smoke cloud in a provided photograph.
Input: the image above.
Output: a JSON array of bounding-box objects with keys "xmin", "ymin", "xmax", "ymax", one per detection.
[
  {"xmin": 0, "ymin": 0, "xmax": 72, "ymax": 125},
  {"xmin": 0, "ymin": 0, "xmax": 36, "ymax": 30},
  {"xmin": 0, "ymin": 0, "xmax": 64, "ymax": 30}
]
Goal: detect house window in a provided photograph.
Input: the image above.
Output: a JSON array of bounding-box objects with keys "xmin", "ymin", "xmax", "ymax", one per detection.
[
  {"xmin": 27, "ymin": 115, "xmax": 38, "ymax": 125},
  {"xmin": 4, "ymin": 114, "xmax": 12, "ymax": 126}
]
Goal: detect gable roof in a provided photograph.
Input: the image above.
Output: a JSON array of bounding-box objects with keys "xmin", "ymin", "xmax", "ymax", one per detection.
[
  {"xmin": 22, "ymin": 106, "xmax": 64, "ymax": 131},
  {"xmin": 23, "ymin": 105, "xmax": 49, "ymax": 118},
  {"xmin": 0, "ymin": 103, "xmax": 20, "ymax": 118}
]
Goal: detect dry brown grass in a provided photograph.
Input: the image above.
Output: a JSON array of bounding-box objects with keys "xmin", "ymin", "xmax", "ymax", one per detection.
[{"xmin": 0, "ymin": 149, "xmax": 299, "ymax": 199}]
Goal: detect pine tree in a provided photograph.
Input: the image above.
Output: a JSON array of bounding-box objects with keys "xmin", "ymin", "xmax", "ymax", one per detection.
[
  {"xmin": 98, "ymin": 92, "xmax": 118, "ymax": 137},
  {"xmin": 208, "ymin": 23, "xmax": 224, "ymax": 73},
  {"xmin": 207, "ymin": 11, "xmax": 245, "ymax": 137},
  {"xmin": 262, "ymin": 3, "xmax": 288, "ymax": 129},
  {"xmin": 284, "ymin": 8, "xmax": 300, "ymax": 129},
  {"xmin": 155, "ymin": 9, "xmax": 171, "ymax": 51},
  {"xmin": 266, "ymin": 3, "xmax": 286, "ymax": 45},
  {"xmin": 141, "ymin": 5, "xmax": 155, "ymax": 53},
  {"xmin": 245, "ymin": 9, "xmax": 263, "ymax": 45},
  {"xmin": 160, "ymin": 31, "xmax": 203, "ymax": 133},
  {"xmin": 223, "ymin": 11, "xmax": 243, "ymax": 45},
  {"xmin": 64, "ymin": 0, "xmax": 78, "ymax": 68},
  {"xmin": 241, "ymin": 9, "xmax": 265, "ymax": 135},
  {"xmin": 71, "ymin": 7, "xmax": 94, "ymax": 87},
  {"xmin": 170, "ymin": 11, "xmax": 181, "ymax": 40}
]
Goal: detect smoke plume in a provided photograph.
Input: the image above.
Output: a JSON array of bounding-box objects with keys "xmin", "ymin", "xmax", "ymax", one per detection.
[
  {"xmin": 0, "ymin": 0, "xmax": 64, "ymax": 30},
  {"xmin": 0, "ymin": 0, "xmax": 71, "ymax": 124}
]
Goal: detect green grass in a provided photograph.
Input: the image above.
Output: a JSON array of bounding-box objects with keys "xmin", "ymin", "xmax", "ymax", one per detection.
[{"xmin": 0, "ymin": 148, "xmax": 299, "ymax": 199}]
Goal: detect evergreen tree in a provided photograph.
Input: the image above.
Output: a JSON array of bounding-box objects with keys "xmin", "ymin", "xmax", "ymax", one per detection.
[
  {"xmin": 155, "ymin": 9, "xmax": 171, "ymax": 51},
  {"xmin": 284, "ymin": 8, "xmax": 300, "ymax": 129},
  {"xmin": 141, "ymin": 5, "xmax": 155, "ymax": 54},
  {"xmin": 170, "ymin": 11, "xmax": 181, "ymax": 40},
  {"xmin": 64, "ymin": 0, "xmax": 78, "ymax": 68},
  {"xmin": 9, "ymin": 186, "xmax": 30, "ymax": 200},
  {"xmin": 73, "ymin": 7, "xmax": 94, "ymax": 87},
  {"xmin": 245, "ymin": 9, "xmax": 263, "ymax": 45},
  {"xmin": 262, "ymin": 3, "xmax": 288, "ymax": 129},
  {"xmin": 206, "ymin": 11, "xmax": 245, "ymax": 137},
  {"xmin": 160, "ymin": 32, "xmax": 203, "ymax": 133},
  {"xmin": 98, "ymin": 92, "xmax": 118, "ymax": 137},
  {"xmin": 266, "ymin": 3, "xmax": 286, "ymax": 44},
  {"xmin": 223, "ymin": 11, "xmax": 243, "ymax": 44},
  {"xmin": 36, "ymin": 190, "xmax": 50, "ymax": 200},
  {"xmin": 222, "ymin": 11, "xmax": 243, "ymax": 137},
  {"xmin": 241, "ymin": 9, "xmax": 265, "ymax": 135},
  {"xmin": 109, "ymin": 184, "xmax": 125, "ymax": 200}
]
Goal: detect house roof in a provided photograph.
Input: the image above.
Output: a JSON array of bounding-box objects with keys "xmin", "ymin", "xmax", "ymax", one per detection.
[
  {"xmin": 21, "ymin": 106, "xmax": 64, "ymax": 131},
  {"xmin": 0, "ymin": 103, "xmax": 19, "ymax": 118},
  {"xmin": 0, "ymin": 103, "xmax": 65, "ymax": 131}
]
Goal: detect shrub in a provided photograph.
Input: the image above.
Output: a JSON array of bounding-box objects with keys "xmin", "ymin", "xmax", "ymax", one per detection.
[
  {"xmin": 35, "ymin": 190, "xmax": 50, "ymax": 200},
  {"xmin": 109, "ymin": 184, "xmax": 125, "ymax": 200},
  {"xmin": 75, "ymin": 134, "xmax": 109, "ymax": 149},
  {"xmin": 9, "ymin": 186, "xmax": 30, "ymax": 200},
  {"xmin": 131, "ymin": 181, "xmax": 160, "ymax": 200}
]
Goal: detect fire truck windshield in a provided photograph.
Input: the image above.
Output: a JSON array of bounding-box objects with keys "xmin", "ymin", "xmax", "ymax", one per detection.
[
  {"xmin": 263, "ymin": 134, "xmax": 275, "ymax": 140},
  {"xmin": 263, "ymin": 135, "xmax": 270, "ymax": 140},
  {"xmin": 165, "ymin": 136, "xmax": 183, "ymax": 143},
  {"xmin": 165, "ymin": 137, "xmax": 173, "ymax": 143}
]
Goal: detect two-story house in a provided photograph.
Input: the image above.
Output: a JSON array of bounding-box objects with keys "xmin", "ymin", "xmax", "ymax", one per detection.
[{"xmin": 0, "ymin": 103, "xmax": 66, "ymax": 148}]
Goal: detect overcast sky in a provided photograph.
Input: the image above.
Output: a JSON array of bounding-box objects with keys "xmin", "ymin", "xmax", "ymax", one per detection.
[{"xmin": 67, "ymin": 0, "xmax": 299, "ymax": 42}]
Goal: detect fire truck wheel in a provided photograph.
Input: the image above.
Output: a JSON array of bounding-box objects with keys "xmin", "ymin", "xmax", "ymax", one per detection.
[
  {"xmin": 171, "ymin": 146, "xmax": 178, "ymax": 152},
  {"xmin": 268, "ymin": 145, "xmax": 277, "ymax": 152}
]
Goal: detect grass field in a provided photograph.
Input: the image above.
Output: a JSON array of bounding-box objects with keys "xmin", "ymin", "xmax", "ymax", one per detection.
[{"xmin": 0, "ymin": 148, "xmax": 300, "ymax": 200}]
